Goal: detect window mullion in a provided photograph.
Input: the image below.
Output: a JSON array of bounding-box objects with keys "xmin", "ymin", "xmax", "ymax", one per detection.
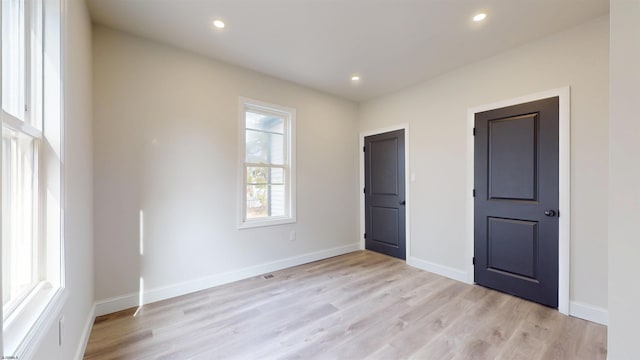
[
  {"xmin": 1, "ymin": 110, "xmax": 42, "ymax": 138},
  {"xmin": 284, "ymin": 117, "xmax": 289, "ymax": 165},
  {"xmin": 8, "ymin": 139, "xmax": 18, "ymax": 306},
  {"xmin": 245, "ymin": 128, "xmax": 283, "ymax": 136},
  {"xmin": 267, "ymin": 167, "xmax": 272, "ymax": 217},
  {"xmin": 31, "ymin": 139, "xmax": 41, "ymax": 283},
  {"xmin": 244, "ymin": 162, "xmax": 286, "ymax": 169},
  {"xmin": 12, "ymin": 138, "xmax": 20, "ymax": 305},
  {"xmin": 285, "ymin": 166, "xmax": 290, "ymax": 214}
]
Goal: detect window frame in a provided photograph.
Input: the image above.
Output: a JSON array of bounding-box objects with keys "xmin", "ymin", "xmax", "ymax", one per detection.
[
  {"xmin": 2, "ymin": 0, "xmax": 45, "ymax": 322},
  {"xmin": 1, "ymin": 0, "xmax": 65, "ymax": 357},
  {"xmin": 238, "ymin": 97, "xmax": 296, "ymax": 229},
  {"xmin": 1, "ymin": 124, "xmax": 41, "ymax": 320}
]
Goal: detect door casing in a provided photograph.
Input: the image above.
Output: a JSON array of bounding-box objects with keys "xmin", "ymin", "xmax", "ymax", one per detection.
[
  {"xmin": 359, "ymin": 124, "xmax": 410, "ymax": 261},
  {"xmin": 466, "ymin": 87, "xmax": 571, "ymax": 315}
]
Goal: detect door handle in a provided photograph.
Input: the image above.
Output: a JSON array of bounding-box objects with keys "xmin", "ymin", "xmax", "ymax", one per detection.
[
  {"xmin": 400, "ymin": 200, "xmax": 406, "ymax": 205},
  {"xmin": 544, "ymin": 209, "xmax": 556, "ymax": 217}
]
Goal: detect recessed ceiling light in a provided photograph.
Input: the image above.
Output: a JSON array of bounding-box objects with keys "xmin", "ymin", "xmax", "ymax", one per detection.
[
  {"xmin": 213, "ymin": 20, "xmax": 225, "ymax": 29},
  {"xmin": 351, "ymin": 75, "xmax": 360, "ymax": 81},
  {"xmin": 473, "ymin": 13, "xmax": 487, "ymax": 22}
]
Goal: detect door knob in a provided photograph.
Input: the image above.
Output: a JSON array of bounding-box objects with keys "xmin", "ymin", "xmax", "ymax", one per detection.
[
  {"xmin": 399, "ymin": 200, "xmax": 406, "ymax": 205},
  {"xmin": 544, "ymin": 209, "xmax": 556, "ymax": 217}
]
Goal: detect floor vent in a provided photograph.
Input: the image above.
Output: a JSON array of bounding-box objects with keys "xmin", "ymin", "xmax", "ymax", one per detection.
[{"xmin": 263, "ymin": 274, "xmax": 274, "ymax": 279}]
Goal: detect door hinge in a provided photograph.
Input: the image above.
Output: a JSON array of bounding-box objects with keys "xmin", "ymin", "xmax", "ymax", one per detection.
[
  {"xmin": 363, "ymin": 146, "xmax": 366, "ymax": 152},
  {"xmin": 472, "ymin": 257, "xmax": 475, "ymax": 265},
  {"xmin": 472, "ymin": 189, "xmax": 476, "ymax": 197},
  {"xmin": 473, "ymin": 127, "xmax": 476, "ymax": 136},
  {"xmin": 364, "ymin": 233, "xmax": 367, "ymax": 239},
  {"xmin": 363, "ymin": 187, "xmax": 366, "ymax": 194}
]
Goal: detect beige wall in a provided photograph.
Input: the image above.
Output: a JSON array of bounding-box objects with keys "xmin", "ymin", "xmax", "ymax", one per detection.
[
  {"xmin": 32, "ymin": 0, "xmax": 94, "ymax": 359},
  {"xmin": 608, "ymin": 0, "xmax": 640, "ymax": 358},
  {"xmin": 92, "ymin": 26, "xmax": 360, "ymax": 309},
  {"xmin": 359, "ymin": 17, "xmax": 609, "ymax": 315}
]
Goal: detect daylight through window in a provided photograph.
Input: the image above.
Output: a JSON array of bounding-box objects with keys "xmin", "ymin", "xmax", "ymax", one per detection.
[
  {"xmin": 1, "ymin": 0, "xmax": 63, "ymax": 355},
  {"xmin": 240, "ymin": 99, "xmax": 296, "ymax": 228}
]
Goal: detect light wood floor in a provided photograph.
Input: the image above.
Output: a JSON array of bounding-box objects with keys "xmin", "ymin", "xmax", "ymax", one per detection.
[{"xmin": 84, "ymin": 251, "xmax": 606, "ymax": 359}]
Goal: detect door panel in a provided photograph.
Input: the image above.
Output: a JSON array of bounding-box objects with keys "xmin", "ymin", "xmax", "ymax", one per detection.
[
  {"xmin": 370, "ymin": 138, "xmax": 399, "ymax": 195},
  {"xmin": 371, "ymin": 207, "xmax": 400, "ymax": 247},
  {"xmin": 488, "ymin": 114, "xmax": 537, "ymax": 201},
  {"xmin": 475, "ymin": 97, "xmax": 559, "ymax": 308},
  {"xmin": 365, "ymin": 130, "xmax": 405, "ymax": 260},
  {"xmin": 487, "ymin": 217, "xmax": 538, "ymax": 279}
]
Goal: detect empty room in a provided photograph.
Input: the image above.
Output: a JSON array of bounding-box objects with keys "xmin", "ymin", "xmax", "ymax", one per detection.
[{"xmin": 1, "ymin": 0, "xmax": 638, "ymax": 359}]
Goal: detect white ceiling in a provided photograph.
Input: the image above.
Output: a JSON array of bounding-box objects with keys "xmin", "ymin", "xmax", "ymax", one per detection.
[{"xmin": 87, "ymin": 0, "xmax": 609, "ymax": 102}]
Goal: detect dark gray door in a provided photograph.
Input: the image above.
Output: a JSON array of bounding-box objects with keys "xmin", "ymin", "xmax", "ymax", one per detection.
[
  {"xmin": 474, "ymin": 97, "xmax": 559, "ymax": 308},
  {"xmin": 365, "ymin": 130, "xmax": 406, "ymax": 260}
]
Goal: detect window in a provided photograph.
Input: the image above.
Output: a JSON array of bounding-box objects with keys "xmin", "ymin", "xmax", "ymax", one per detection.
[
  {"xmin": 2, "ymin": 129, "xmax": 39, "ymax": 315},
  {"xmin": 2, "ymin": 0, "xmax": 63, "ymax": 356},
  {"xmin": 239, "ymin": 98, "xmax": 296, "ymax": 228}
]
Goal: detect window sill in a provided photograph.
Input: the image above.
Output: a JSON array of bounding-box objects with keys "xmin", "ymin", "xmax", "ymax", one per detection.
[
  {"xmin": 3, "ymin": 284, "xmax": 67, "ymax": 359},
  {"xmin": 238, "ymin": 217, "xmax": 296, "ymax": 229}
]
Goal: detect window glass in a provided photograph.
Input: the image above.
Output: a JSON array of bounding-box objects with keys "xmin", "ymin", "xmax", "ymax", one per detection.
[
  {"xmin": 246, "ymin": 167, "xmax": 285, "ymax": 185},
  {"xmin": 245, "ymin": 130, "xmax": 284, "ymax": 165},
  {"xmin": 246, "ymin": 112, "xmax": 284, "ymax": 133},
  {"xmin": 2, "ymin": 128, "xmax": 38, "ymax": 315},
  {"xmin": 2, "ymin": 0, "xmax": 26, "ymax": 120}
]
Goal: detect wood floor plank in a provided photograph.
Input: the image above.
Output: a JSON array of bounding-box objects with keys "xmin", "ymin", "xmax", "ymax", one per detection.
[
  {"xmin": 242, "ymin": 267, "xmax": 444, "ymax": 359},
  {"xmin": 84, "ymin": 250, "xmax": 607, "ymax": 359},
  {"xmin": 368, "ymin": 289, "xmax": 483, "ymax": 359},
  {"xmin": 495, "ymin": 320, "xmax": 553, "ymax": 360}
]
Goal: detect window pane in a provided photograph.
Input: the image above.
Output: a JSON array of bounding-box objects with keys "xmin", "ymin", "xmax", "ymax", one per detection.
[
  {"xmin": 269, "ymin": 184, "xmax": 286, "ymax": 217},
  {"xmin": 2, "ymin": 0, "xmax": 26, "ymax": 120},
  {"xmin": 246, "ymin": 184, "xmax": 286, "ymax": 219},
  {"xmin": 246, "ymin": 111, "xmax": 284, "ymax": 134},
  {"xmin": 269, "ymin": 167, "xmax": 284, "ymax": 185},
  {"xmin": 29, "ymin": 0, "xmax": 44, "ymax": 130},
  {"xmin": 2, "ymin": 128, "xmax": 38, "ymax": 315},
  {"xmin": 246, "ymin": 167, "xmax": 284, "ymax": 185},
  {"xmin": 246, "ymin": 184, "xmax": 268, "ymax": 219},
  {"xmin": 246, "ymin": 129, "xmax": 284, "ymax": 165}
]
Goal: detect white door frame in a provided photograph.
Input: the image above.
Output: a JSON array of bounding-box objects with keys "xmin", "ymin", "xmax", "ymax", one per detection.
[
  {"xmin": 359, "ymin": 124, "xmax": 410, "ymax": 261},
  {"xmin": 466, "ymin": 86, "xmax": 571, "ymax": 315}
]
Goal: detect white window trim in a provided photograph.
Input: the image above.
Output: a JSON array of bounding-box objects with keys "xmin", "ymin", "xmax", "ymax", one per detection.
[
  {"xmin": 1, "ymin": 0, "xmax": 66, "ymax": 357},
  {"xmin": 1, "ymin": 2, "xmax": 4, "ymax": 355},
  {"xmin": 2, "ymin": 110, "xmax": 41, "ymax": 138},
  {"xmin": 237, "ymin": 97, "xmax": 296, "ymax": 229},
  {"xmin": 3, "ymin": 286, "xmax": 67, "ymax": 358}
]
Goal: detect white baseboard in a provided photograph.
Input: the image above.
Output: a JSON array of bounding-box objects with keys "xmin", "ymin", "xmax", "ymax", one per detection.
[
  {"xmin": 74, "ymin": 303, "xmax": 96, "ymax": 360},
  {"xmin": 94, "ymin": 293, "xmax": 139, "ymax": 317},
  {"xmin": 95, "ymin": 243, "xmax": 360, "ymax": 317},
  {"xmin": 570, "ymin": 301, "xmax": 608, "ymax": 325},
  {"xmin": 407, "ymin": 256, "xmax": 470, "ymax": 284}
]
